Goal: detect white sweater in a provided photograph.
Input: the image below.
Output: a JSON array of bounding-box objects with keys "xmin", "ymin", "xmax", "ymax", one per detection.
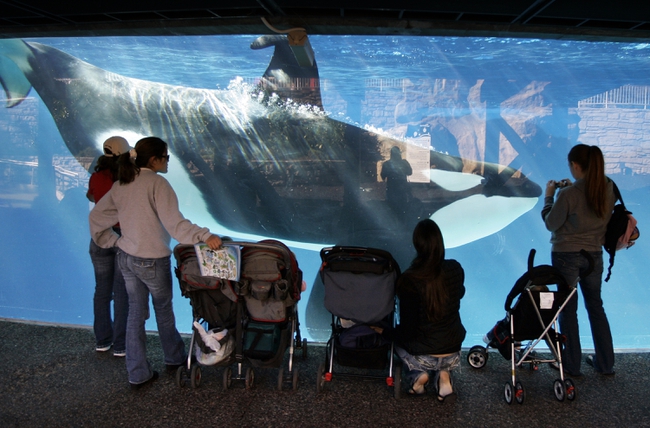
[{"xmin": 89, "ymin": 168, "xmax": 212, "ymax": 258}]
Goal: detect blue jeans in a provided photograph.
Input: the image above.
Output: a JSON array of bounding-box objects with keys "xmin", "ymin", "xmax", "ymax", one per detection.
[
  {"xmin": 395, "ymin": 347, "xmax": 461, "ymax": 391},
  {"xmin": 89, "ymin": 239, "xmax": 128, "ymax": 352},
  {"xmin": 117, "ymin": 251, "xmax": 185, "ymax": 384},
  {"xmin": 553, "ymin": 251, "xmax": 615, "ymax": 375}
]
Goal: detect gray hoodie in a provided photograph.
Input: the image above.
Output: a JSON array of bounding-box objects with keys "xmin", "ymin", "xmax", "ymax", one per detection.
[
  {"xmin": 542, "ymin": 178, "xmax": 615, "ymax": 253},
  {"xmin": 89, "ymin": 168, "xmax": 213, "ymax": 258}
]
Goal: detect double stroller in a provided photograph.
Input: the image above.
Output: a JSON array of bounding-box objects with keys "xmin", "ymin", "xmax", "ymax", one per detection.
[
  {"xmin": 316, "ymin": 246, "xmax": 402, "ymax": 398},
  {"xmin": 174, "ymin": 239, "xmax": 306, "ymax": 390},
  {"xmin": 467, "ymin": 249, "xmax": 593, "ymax": 404}
]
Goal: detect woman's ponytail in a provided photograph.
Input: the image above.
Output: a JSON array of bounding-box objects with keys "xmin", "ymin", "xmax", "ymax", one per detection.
[
  {"xmin": 568, "ymin": 144, "xmax": 607, "ymax": 218},
  {"xmin": 117, "ymin": 151, "xmax": 138, "ymax": 184}
]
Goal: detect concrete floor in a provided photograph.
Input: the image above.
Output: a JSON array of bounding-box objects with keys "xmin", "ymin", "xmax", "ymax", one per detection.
[{"xmin": 1, "ymin": 319, "xmax": 649, "ymax": 428}]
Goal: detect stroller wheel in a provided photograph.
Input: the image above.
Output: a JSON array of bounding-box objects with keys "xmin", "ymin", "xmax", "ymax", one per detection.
[
  {"xmin": 467, "ymin": 346, "xmax": 488, "ymax": 369},
  {"xmin": 292, "ymin": 367, "xmax": 299, "ymax": 391},
  {"xmin": 553, "ymin": 378, "xmax": 566, "ymax": 402},
  {"xmin": 316, "ymin": 363, "xmax": 326, "ymax": 394},
  {"xmin": 222, "ymin": 366, "xmax": 232, "ymax": 391},
  {"xmin": 175, "ymin": 365, "xmax": 187, "ymax": 388},
  {"xmin": 190, "ymin": 364, "xmax": 202, "ymax": 389},
  {"xmin": 515, "ymin": 381, "xmax": 525, "ymax": 404},
  {"xmin": 277, "ymin": 368, "xmax": 284, "ymax": 391},
  {"xmin": 564, "ymin": 378, "xmax": 576, "ymax": 401},
  {"xmin": 245, "ymin": 367, "xmax": 255, "ymax": 390},
  {"xmin": 504, "ymin": 382, "xmax": 513, "ymax": 404}
]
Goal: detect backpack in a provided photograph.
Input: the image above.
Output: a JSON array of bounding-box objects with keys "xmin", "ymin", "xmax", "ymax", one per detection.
[{"xmin": 604, "ymin": 180, "xmax": 640, "ymax": 282}]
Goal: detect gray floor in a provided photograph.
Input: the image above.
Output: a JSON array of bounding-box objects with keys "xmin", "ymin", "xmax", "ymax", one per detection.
[{"xmin": 1, "ymin": 319, "xmax": 649, "ymax": 428}]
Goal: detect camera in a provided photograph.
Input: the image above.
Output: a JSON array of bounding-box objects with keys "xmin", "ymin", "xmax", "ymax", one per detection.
[{"xmin": 555, "ymin": 179, "xmax": 569, "ymax": 188}]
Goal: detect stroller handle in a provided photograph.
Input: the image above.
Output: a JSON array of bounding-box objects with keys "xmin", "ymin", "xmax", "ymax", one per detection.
[
  {"xmin": 503, "ymin": 248, "xmax": 596, "ymax": 312},
  {"xmin": 527, "ymin": 249, "xmax": 536, "ymax": 272}
]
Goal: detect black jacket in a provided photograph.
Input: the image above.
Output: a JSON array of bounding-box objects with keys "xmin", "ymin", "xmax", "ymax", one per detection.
[{"xmin": 382, "ymin": 259, "xmax": 466, "ymax": 355}]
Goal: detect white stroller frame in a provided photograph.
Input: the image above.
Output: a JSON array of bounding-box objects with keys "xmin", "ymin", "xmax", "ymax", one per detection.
[{"xmin": 505, "ymin": 282, "xmax": 579, "ymax": 404}]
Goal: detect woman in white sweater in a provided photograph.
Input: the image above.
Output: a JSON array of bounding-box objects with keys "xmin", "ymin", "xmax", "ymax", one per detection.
[{"xmin": 90, "ymin": 136, "xmax": 222, "ymax": 389}]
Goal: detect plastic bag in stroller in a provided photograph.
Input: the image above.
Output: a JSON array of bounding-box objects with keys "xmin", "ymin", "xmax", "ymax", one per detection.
[
  {"xmin": 467, "ymin": 249, "xmax": 594, "ymax": 404},
  {"xmin": 315, "ymin": 246, "xmax": 402, "ymax": 399}
]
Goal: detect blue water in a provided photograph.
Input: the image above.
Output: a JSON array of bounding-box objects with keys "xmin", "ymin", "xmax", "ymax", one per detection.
[{"xmin": 1, "ymin": 35, "xmax": 649, "ymax": 349}]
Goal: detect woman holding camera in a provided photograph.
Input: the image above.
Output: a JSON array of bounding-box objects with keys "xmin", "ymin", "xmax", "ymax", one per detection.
[{"xmin": 542, "ymin": 144, "xmax": 616, "ymax": 376}]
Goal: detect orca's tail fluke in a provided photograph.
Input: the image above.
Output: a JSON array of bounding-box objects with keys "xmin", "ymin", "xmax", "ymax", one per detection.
[{"xmin": 0, "ymin": 40, "xmax": 33, "ymax": 108}]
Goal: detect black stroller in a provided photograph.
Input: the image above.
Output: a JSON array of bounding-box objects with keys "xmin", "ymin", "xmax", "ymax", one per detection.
[
  {"xmin": 316, "ymin": 246, "xmax": 402, "ymax": 398},
  {"xmin": 467, "ymin": 249, "xmax": 593, "ymax": 404},
  {"xmin": 173, "ymin": 244, "xmax": 239, "ymax": 389},
  {"xmin": 173, "ymin": 240, "xmax": 306, "ymax": 390}
]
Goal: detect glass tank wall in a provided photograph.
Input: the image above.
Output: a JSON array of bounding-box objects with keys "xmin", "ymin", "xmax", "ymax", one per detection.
[{"xmin": 0, "ymin": 35, "xmax": 648, "ymax": 348}]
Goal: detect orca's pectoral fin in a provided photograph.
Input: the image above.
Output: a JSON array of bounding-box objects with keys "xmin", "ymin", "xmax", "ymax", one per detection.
[{"xmin": 0, "ymin": 41, "xmax": 34, "ymax": 108}]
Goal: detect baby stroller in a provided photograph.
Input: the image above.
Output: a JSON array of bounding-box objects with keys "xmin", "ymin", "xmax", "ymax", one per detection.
[
  {"xmin": 467, "ymin": 249, "xmax": 593, "ymax": 404},
  {"xmin": 316, "ymin": 246, "xmax": 402, "ymax": 398},
  {"xmin": 173, "ymin": 240, "xmax": 306, "ymax": 390},
  {"xmin": 173, "ymin": 244, "xmax": 239, "ymax": 390},
  {"xmin": 235, "ymin": 240, "xmax": 307, "ymax": 391}
]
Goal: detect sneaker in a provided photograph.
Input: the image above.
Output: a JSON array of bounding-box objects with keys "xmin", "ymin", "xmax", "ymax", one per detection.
[
  {"xmin": 113, "ymin": 350, "xmax": 126, "ymax": 358},
  {"xmin": 130, "ymin": 371, "xmax": 159, "ymax": 391},
  {"xmin": 96, "ymin": 344, "xmax": 112, "ymax": 352}
]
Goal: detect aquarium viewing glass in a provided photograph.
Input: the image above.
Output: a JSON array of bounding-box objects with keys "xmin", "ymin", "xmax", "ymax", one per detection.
[{"xmin": 0, "ymin": 34, "xmax": 648, "ymax": 348}]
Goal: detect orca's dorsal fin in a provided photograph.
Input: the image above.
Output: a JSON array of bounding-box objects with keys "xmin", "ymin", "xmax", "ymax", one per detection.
[{"xmin": 251, "ymin": 35, "xmax": 322, "ymax": 109}]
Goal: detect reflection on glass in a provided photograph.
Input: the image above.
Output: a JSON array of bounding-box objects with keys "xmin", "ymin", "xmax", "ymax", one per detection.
[{"xmin": 0, "ymin": 35, "xmax": 647, "ymax": 348}]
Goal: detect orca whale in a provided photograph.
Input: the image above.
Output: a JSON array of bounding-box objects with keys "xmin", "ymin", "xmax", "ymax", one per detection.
[
  {"xmin": 0, "ymin": 37, "xmax": 540, "ymax": 253},
  {"xmin": 0, "ymin": 35, "xmax": 544, "ymax": 341}
]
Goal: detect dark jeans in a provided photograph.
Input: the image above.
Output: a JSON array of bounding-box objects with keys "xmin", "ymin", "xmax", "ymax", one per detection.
[
  {"xmin": 553, "ymin": 251, "xmax": 615, "ymax": 375},
  {"xmin": 89, "ymin": 239, "xmax": 128, "ymax": 352},
  {"xmin": 117, "ymin": 251, "xmax": 185, "ymax": 384}
]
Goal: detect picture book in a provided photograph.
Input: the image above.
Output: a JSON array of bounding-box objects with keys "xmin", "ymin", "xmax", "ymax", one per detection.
[{"xmin": 194, "ymin": 242, "xmax": 241, "ymax": 281}]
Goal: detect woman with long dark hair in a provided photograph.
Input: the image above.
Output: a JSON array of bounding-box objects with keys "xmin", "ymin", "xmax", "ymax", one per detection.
[
  {"xmin": 373, "ymin": 219, "xmax": 466, "ymax": 401},
  {"xmin": 90, "ymin": 136, "xmax": 223, "ymax": 389},
  {"xmin": 543, "ymin": 143, "xmax": 616, "ymax": 376}
]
